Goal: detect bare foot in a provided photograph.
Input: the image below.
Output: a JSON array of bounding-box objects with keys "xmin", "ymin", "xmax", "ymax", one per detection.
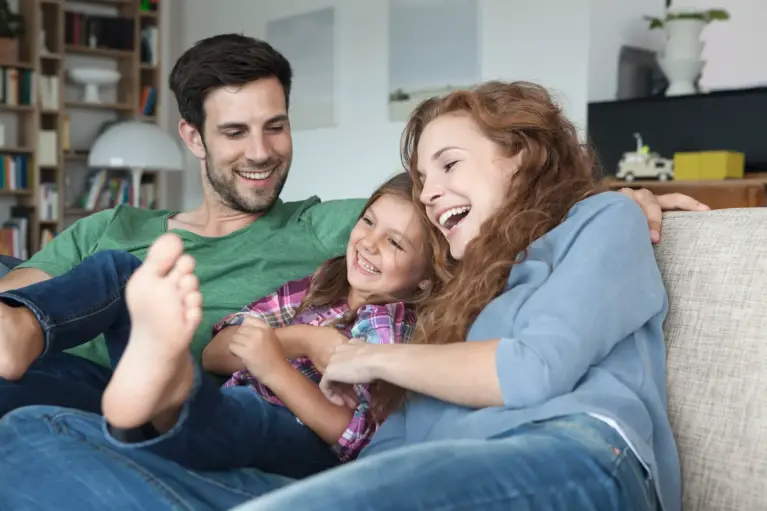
[
  {"xmin": 102, "ymin": 233, "xmax": 203, "ymax": 430},
  {"xmin": 0, "ymin": 302, "xmax": 44, "ymax": 381}
]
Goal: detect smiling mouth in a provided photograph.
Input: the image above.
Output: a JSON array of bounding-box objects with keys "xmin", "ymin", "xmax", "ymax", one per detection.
[
  {"xmin": 355, "ymin": 251, "xmax": 380, "ymax": 275},
  {"xmin": 236, "ymin": 168, "xmax": 276, "ymax": 181},
  {"xmin": 438, "ymin": 206, "xmax": 471, "ymax": 231}
]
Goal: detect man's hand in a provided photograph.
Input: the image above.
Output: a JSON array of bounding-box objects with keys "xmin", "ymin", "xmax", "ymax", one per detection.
[
  {"xmin": 620, "ymin": 188, "xmax": 710, "ymax": 244},
  {"xmin": 228, "ymin": 317, "xmax": 289, "ymax": 381}
]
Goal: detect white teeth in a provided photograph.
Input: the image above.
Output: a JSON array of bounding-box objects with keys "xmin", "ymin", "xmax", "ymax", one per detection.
[
  {"xmin": 438, "ymin": 206, "xmax": 471, "ymax": 228},
  {"xmin": 237, "ymin": 170, "xmax": 272, "ymax": 180},
  {"xmin": 356, "ymin": 253, "xmax": 380, "ymax": 274}
]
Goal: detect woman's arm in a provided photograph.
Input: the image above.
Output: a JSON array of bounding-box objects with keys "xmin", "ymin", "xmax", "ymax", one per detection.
[{"xmin": 323, "ymin": 197, "xmax": 667, "ymax": 409}]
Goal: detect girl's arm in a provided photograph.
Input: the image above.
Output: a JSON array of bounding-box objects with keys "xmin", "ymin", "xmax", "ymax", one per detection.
[
  {"xmin": 203, "ymin": 324, "xmax": 347, "ymax": 374},
  {"xmin": 261, "ymin": 359, "xmax": 354, "ymax": 445},
  {"xmin": 202, "ymin": 277, "xmax": 312, "ymax": 374},
  {"xmin": 325, "ymin": 198, "xmax": 667, "ymax": 409}
]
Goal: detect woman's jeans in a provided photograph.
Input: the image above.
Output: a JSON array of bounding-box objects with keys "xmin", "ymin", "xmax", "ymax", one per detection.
[
  {"xmin": 0, "ymin": 250, "xmax": 338, "ymax": 478},
  {"xmin": 0, "ymin": 409, "xmax": 658, "ymax": 511}
]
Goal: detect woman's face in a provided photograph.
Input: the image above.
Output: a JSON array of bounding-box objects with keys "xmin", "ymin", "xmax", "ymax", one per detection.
[{"xmin": 416, "ymin": 112, "xmax": 521, "ymax": 260}]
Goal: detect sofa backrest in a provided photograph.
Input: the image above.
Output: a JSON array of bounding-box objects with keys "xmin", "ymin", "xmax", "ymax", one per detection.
[{"xmin": 654, "ymin": 209, "xmax": 767, "ymax": 511}]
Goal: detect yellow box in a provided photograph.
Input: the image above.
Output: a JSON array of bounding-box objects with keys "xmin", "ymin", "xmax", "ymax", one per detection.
[{"xmin": 673, "ymin": 151, "xmax": 745, "ymax": 181}]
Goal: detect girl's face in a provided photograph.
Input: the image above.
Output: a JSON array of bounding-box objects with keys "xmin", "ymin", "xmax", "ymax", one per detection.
[
  {"xmin": 346, "ymin": 195, "xmax": 428, "ymax": 304},
  {"xmin": 415, "ymin": 112, "xmax": 521, "ymax": 260}
]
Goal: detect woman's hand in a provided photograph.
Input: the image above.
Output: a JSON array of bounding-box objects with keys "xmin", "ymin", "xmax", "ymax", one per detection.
[
  {"xmin": 229, "ymin": 317, "xmax": 290, "ymax": 382},
  {"xmin": 620, "ymin": 188, "xmax": 710, "ymax": 243},
  {"xmin": 319, "ymin": 340, "xmax": 381, "ymax": 407}
]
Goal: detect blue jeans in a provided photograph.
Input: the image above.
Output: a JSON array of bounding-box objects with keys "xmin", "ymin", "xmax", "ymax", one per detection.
[
  {"xmin": 0, "ymin": 407, "xmax": 657, "ymax": 511},
  {"xmin": 0, "ymin": 250, "xmax": 338, "ymax": 477},
  {"xmin": 0, "ymin": 249, "xmax": 139, "ymax": 418}
]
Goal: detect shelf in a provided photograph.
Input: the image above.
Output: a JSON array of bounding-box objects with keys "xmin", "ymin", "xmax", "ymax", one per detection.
[
  {"xmin": 5, "ymin": 0, "xmax": 164, "ymax": 255},
  {"xmin": 0, "ymin": 61, "xmax": 33, "ymax": 69},
  {"xmin": 65, "ymin": 101, "xmax": 135, "ymax": 112},
  {"xmin": 66, "ymin": 0, "xmax": 132, "ymax": 6},
  {"xmin": 0, "ymin": 105, "xmax": 35, "ymax": 113},
  {"xmin": 0, "ymin": 189, "xmax": 32, "ymax": 196},
  {"xmin": 0, "ymin": 147, "xmax": 33, "ymax": 154},
  {"xmin": 64, "ymin": 151, "xmax": 89, "ymax": 160},
  {"xmin": 65, "ymin": 45, "xmax": 134, "ymax": 58}
]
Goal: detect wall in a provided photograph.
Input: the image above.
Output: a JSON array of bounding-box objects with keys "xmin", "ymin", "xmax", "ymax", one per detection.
[
  {"xmin": 671, "ymin": 0, "xmax": 767, "ymax": 91},
  {"xmin": 175, "ymin": 0, "xmax": 590, "ymax": 207},
  {"xmin": 588, "ymin": 0, "xmax": 664, "ymax": 102},
  {"xmin": 587, "ymin": 0, "xmax": 767, "ymax": 101}
]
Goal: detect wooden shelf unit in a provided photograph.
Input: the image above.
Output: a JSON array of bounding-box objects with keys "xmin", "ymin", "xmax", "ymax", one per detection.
[{"xmin": 0, "ymin": 0, "xmax": 163, "ymax": 257}]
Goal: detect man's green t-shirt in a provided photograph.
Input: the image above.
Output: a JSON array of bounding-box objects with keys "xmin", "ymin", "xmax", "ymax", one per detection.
[{"xmin": 17, "ymin": 196, "xmax": 365, "ymax": 368}]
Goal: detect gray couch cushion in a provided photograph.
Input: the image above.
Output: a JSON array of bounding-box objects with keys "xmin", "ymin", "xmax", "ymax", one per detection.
[{"xmin": 654, "ymin": 209, "xmax": 767, "ymax": 511}]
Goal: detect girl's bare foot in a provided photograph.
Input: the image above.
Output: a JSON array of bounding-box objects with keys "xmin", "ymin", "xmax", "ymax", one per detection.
[
  {"xmin": 101, "ymin": 233, "xmax": 203, "ymax": 430},
  {"xmin": 0, "ymin": 302, "xmax": 44, "ymax": 381}
]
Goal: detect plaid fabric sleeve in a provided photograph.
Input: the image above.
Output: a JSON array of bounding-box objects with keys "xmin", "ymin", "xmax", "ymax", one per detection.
[
  {"xmin": 211, "ymin": 275, "xmax": 313, "ymax": 336},
  {"xmin": 332, "ymin": 302, "xmax": 416, "ymax": 462}
]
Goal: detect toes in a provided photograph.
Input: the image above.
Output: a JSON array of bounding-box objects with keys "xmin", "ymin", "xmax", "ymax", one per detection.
[
  {"xmin": 178, "ymin": 274, "xmax": 199, "ymax": 294},
  {"xmin": 184, "ymin": 291, "xmax": 203, "ymax": 325},
  {"xmin": 183, "ymin": 290, "xmax": 203, "ymax": 309},
  {"xmin": 169, "ymin": 254, "xmax": 196, "ymax": 284},
  {"xmin": 144, "ymin": 234, "xmax": 184, "ymax": 277}
]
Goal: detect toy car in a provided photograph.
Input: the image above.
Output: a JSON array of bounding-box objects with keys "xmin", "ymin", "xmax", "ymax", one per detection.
[{"xmin": 616, "ymin": 133, "xmax": 674, "ymax": 182}]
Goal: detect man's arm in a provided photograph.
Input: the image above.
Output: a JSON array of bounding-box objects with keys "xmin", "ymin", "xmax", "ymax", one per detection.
[{"xmin": 0, "ymin": 209, "xmax": 116, "ymax": 292}]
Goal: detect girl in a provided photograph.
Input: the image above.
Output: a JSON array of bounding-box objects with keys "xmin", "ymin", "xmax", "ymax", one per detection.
[
  {"xmin": 0, "ymin": 172, "xmax": 441, "ymax": 479},
  {"xmin": 0, "ymin": 81, "xmax": 683, "ymax": 511}
]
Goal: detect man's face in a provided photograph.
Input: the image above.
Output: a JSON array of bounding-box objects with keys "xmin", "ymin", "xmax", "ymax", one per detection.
[{"xmin": 186, "ymin": 77, "xmax": 293, "ymax": 214}]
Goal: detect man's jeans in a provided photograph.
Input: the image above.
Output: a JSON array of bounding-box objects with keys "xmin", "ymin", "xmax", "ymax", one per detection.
[
  {"xmin": 0, "ymin": 409, "xmax": 658, "ymax": 511},
  {"xmin": 0, "ymin": 250, "xmax": 338, "ymax": 477},
  {"xmin": 0, "ymin": 250, "xmax": 139, "ymax": 418}
]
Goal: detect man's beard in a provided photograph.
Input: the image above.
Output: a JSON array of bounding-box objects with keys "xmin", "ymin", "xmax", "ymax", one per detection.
[{"xmin": 204, "ymin": 153, "xmax": 288, "ymax": 215}]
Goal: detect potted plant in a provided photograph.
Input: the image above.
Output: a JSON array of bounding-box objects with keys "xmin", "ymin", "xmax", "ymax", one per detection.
[
  {"xmin": 644, "ymin": 8, "xmax": 730, "ymax": 30},
  {"xmin": 644, "ymin": 7, "xmax": 730, "ymax": 96},
  {"xmin": 0, "ymin": 0, "xmax": 23, "ymax": 62}
]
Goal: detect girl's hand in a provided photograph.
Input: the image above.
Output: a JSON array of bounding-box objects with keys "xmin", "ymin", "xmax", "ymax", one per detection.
[
  {"xmin": 319, "ymin": 340, "xmax": 384, "ymax": 406},
  {"xmin": 229, "ymin": 317, "xmax": 289, "ymax": 381},
  {"xmin": 304, "ymin": 326, "xmax": 349, "ymax": 373}
]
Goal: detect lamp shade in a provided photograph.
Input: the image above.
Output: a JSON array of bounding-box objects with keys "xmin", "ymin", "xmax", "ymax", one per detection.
[{"xmin": 88, "ymin": 120, "xmax": 184, "ymax": 171}]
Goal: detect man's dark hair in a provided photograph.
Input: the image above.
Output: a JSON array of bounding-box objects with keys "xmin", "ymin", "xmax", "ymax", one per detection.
[{"xmin": 169, "ymin": 33, "xmax": 292, "ymax": 133}]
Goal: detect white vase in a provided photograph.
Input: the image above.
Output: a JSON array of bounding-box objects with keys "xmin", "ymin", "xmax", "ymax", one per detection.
[
  {"xmin": 658, "ymin": 57, "xmax": 705, "ymax": 96},
  {"xmin": 658, "ymin": 18, "xmax": 707, "ymax": 95},
  {"xmin": 664, "ymin": 19, "xmax": 706, "ymax": 59}
]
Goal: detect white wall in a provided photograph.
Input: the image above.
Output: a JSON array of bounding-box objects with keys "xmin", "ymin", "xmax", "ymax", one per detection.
[
  {"xmin": 587, "ymin": 0, "xmax": 767, "ymax": 101},
  {"xmin": 588, "ymin": 0, "xmax": 665, "ymax": 102},
  {"xmin": 672, "ymin": 0, "xmax": 767, "ymax": 91},
  {"xmin": 176, "ymin": 0, "xmax": 590, "ymax": 206}
]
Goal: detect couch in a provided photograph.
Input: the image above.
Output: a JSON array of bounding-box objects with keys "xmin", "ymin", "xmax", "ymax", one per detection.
[
  {"xmin": 1, "ymin": 209, "xmax": 763, "ymax": 510},
  {"xmin": 656, "ymin": 208, "xmax": 767, "ymax": 511}
]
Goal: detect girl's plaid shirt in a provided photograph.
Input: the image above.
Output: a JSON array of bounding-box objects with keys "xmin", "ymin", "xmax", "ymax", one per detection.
[{"xmin": 213, "ymin": 275, "xmax": 415, "ymax": 462}]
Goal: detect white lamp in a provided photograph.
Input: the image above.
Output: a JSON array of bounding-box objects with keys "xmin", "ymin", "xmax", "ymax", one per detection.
[{"xmin": 88, "ymin": 120, "xmax": 184, "ymax": 207}]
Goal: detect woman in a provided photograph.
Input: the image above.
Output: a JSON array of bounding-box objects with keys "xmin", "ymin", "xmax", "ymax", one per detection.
[{"xmin": 0, "ymin": 81, "xmax": 699, "ymax": 511}]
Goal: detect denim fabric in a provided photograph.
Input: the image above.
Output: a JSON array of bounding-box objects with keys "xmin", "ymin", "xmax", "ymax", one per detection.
[
  {"xmin": 0, "ymin": 409, "xmax": 657, "ymax": 511},
  {"xmin": 0, "ymin": 250, "xmax": 338, "ymax": 477}
]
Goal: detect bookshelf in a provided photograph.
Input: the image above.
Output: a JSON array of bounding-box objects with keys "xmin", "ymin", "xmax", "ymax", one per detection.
[{"xmin": 0, "ymin": 0, "xmax": 162, "ymax": 257}]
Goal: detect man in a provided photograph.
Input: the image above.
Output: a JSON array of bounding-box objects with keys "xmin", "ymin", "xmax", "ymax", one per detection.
[{"xmin": 0, "ymin": 33, "xmax": 705, "ymax": 418}]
